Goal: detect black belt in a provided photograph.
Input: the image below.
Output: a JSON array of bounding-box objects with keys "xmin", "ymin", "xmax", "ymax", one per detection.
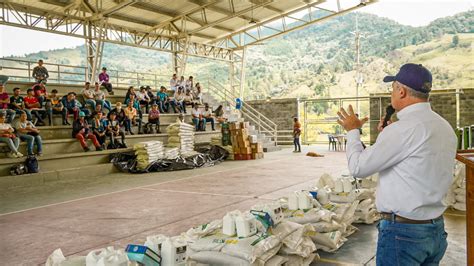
[{"xmin": 380, "ymin": 212, "xmax": 442, "ymax": 224}]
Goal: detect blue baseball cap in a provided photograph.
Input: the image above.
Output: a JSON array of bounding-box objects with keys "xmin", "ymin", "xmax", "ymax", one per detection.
[
  {"xmin": 79, "ymin": 111, "xmax": 86, "ymax": 117},
  {"xmin": 383, "ymin": 63, "xmax": 432, "ymax": 93}
]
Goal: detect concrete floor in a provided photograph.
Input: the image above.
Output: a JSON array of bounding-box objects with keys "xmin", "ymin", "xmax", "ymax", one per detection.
[{"xmin": 0, "ymin": 146, "xmax": 466, "ymax": 265}]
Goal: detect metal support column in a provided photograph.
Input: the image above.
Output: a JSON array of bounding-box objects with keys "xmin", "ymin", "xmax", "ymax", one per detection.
[
  {"xmin": 229, "ymin": 47, "xmax": 246, "ymax": 99},
  {"xmin": 85, "ymin": 19, "xmax": 106, "ymax": 82},
  {"xmin": 171, "ymin": 37, "xmax": 190, "ymax": 77}
]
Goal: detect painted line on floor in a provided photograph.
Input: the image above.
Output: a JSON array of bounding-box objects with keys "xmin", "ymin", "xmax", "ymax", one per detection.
[
  {"xmin": 0, "ymin": 158, "xmax": 286, "ymax": 217},
  {"xmin": 136, "ymin": 187, "xmax": 257, "ymax": 199}
]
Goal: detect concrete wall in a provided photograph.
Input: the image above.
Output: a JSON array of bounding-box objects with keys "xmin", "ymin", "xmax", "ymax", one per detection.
[
  {"xmin": 245, "ymin": 98, "xmax": 299, "ymax": 131},
  {"xmin": 369, "ymin": 88, "xmax": 474, "ymax": 144}
]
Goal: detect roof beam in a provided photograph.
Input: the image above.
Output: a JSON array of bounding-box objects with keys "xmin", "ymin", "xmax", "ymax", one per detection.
[
  {"xmin": 102, "ymin": 0, "xmax": 136, "ymax": 17},
  {"xmin": 189, "ymin": 0, "xmax": 273, "ymax": 35},
  {"xmin": 249, "ymin": 0, "xmax": 284, "ymax": 14},
  {"xmin": 188, "ymin": 0, "xmax": 258, "ymax": 23}
]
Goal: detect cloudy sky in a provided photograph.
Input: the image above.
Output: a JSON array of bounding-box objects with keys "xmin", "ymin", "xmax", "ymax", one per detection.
[{"xmin": 0, "ymin": 0, "xmax": 472, "ymax": 57}]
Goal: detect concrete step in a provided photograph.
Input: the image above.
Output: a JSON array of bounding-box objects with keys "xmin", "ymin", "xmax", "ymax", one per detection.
[
  {"xmin": 0, "ymin": 131, "xmax": 222, "ymax": 158},
  {"xmin": 0, "ymin": 131, "xmax": 222, "ymax": 177}
]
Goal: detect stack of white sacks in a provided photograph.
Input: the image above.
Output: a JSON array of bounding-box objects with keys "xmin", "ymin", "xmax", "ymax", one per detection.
[
  {"xmin": 46, "ymin": 172, "xmax": 381, "ymax": 266},
  {"xmin": 134, "ymin": 141, "xmax": 165, "ymax": 170},
  {"xmin": 164, "ymin": 147, "xmax": 180, "ymax": 160},
  {"xmin": 210, "ymin": 136, "xmax": 222, "ymax": 146},
  {"xmin": 445, "ymin": 161, "xmax": 467, "ymax": 211},
  {"xmin": 167, "ymin": 121, "xmax": 196, "ymax": 157}
]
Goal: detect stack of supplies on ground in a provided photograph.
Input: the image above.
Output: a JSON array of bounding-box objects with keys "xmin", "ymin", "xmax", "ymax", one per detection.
[
  {"xmin": 211, "ymin": 136, "xmax": 222, "ymax": 146},
  {"xmin": 230, "ymin": 122, "xmax": 264, "ymax": 160},
  {"xmin": 222, "ymin": 145, "xmax": 234, "ymax": 160},
  {"xmin": 164, "ymin": 147, "xmax": 180, "ymax": 160},
  {"xmin": 167, "ymin": 121, "xmax": 196, "ymax": 157},
  {"xmin": 134, "ymin": 141, "xmax": 164, "ymax": 170},
  {"xmin": 445, "ymin": 161, "xmax": 467, "ymax": 211}
]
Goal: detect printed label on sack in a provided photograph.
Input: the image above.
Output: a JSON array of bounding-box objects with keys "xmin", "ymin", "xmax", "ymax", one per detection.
[
  {"xmin": 225, "ymin": 239, "xmax": 239, "ymax": 244},
  {"xmin": 304, "ymin": 231, "xmax": 317, "ymax": 237},
  {"xmin": 323, "ymin": 203, "xmax": 337, "ymax": 212},
  {"xmin": 175, "ymin": 246, "xmax": 186, "ymax": 262}
]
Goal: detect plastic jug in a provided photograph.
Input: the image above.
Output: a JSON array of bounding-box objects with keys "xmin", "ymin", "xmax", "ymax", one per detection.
[
  {"xmin": 297, "ymin": 191, "xmax": 313, "ymax": 210},
  {"xmin": 334, "ymin": 178, "xmax": 344, "ymax": 193},
  {"xmin": 288, "ymin": 192, "xmax": 299, "ymax": 210},
  {"xmin": 343, "ymin": 178, "xmax": 353, "ymax": 193},
  {"xmin": 317, "ymin": 186, "xmax": 330, "ymax": 205},
  {"xmin": 144, "ymin": 234, "xmax": 167, "ymax": 256},
  {"xmin": 235, "ymin": 212, "xmax": 257, "ymax": 238},
  {"xmin": 161, "ymin": 237, "xmax": 187, "ymax": 266},
  {"xmin": 223, "ymin": 212, "xmax": 237, "ymax": 236}
]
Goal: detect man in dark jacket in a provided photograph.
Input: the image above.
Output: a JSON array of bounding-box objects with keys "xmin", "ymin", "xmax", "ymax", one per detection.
[{"xmin": 72, "ymin": 111, "xmax": 102, "ymax": 152}]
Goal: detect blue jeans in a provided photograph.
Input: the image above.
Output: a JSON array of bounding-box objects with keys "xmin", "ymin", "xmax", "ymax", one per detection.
[
  {"xmin": 14, "ymin": 109, "xmax": 32, "ymax": 120},
  {"xmin": 19, "ymin": 134, "xmax": 43, "ymax": 155},
  {"xmin": 192, "ymin": 118, "xmax": 206, "ymax": 131},
  {"xmin": 85, "ymin": 99, "xmax": 96, "ymax": 110},
  {"xmin": 96, "ymin": 100, "xmax": 111, "ymax": 112},
  {"xmin": 376, "ymin": 217, "xmax": 448, "ymax": 266},
  {"xmin": 0, "ymin": 136, "xmax": 20, "ymax": 153}
]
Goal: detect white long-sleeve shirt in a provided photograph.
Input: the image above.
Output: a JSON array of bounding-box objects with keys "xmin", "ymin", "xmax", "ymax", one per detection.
[{"xmin": 346, "ymin": 102, "xmax": 457, "ymax": 220}]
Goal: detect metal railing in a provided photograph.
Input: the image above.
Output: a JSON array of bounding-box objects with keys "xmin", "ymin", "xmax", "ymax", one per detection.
[
  {"xmin": 0, "ymin": 58, "xmax": 170, "ymax": 88},
  {"xmin": 205, "ymin": 77, "xmax": 278, "ymax": 142}
]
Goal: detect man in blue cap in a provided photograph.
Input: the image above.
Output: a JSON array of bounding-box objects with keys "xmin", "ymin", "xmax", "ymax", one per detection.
[{"xmin": 336, "ymin": 64, "xmax": 457, "ymax": 265}]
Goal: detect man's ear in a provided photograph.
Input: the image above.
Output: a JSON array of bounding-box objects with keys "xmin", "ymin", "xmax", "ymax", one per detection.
[{"xmin": 399, "ymin": 86, "xmax": 408, "ymax": 99}]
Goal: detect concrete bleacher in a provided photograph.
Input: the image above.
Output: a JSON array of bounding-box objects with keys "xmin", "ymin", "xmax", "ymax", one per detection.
[{"xmin": 0, "ymin": 81, "xmax": 222, "ymax": 185}]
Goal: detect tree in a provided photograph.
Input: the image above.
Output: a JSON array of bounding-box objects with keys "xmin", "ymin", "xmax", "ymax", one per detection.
[{"xmin": 452, "ymin": 35, "xmax": 459, "ymax": 47}]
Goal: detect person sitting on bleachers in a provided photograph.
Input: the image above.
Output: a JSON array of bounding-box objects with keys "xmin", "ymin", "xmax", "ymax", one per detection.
[
  {"xmin": 33, "ymin": 83, "xmax": 47, "ymax": 108},
  {"xmin": 24, "ymin": 88, "xmax": 46, "ymax": 126},
  {"xmin": 106, "ymin": 112, "xmax": 126, "ymax": 149},
  {"xmin": 72, "ymin": 111, "xmax": 102, "ymax": 152},
  {"xmin": 93, "ymin": 82, "xmax": 111, "ymax": 112},
  {"xmin": 174, "ymin": 87, "xmax": 185, "ymax": 114},
  {"xmin": 14, "ymin": 111, "xmax": 43, "ymax": 156},
  {"xmin": 91, "ymin": 111, "xmax": 107, "ymax": 150},
  {"xmin": 46, "ymin": 89, "xmax": 66, "ymax": 126},
  {"xmin": 125, "ymin": 94, "xmax": 143, "ymax": 130},
  {"xmin": 202, "ymin": 104, "xmax": 215, "ymax": 131},
  {"xmin": 32, "ymin": 59, "xmax": 49, "ymax": 84},
  {"xmin": 157, "ymin": 86, "xmax": 173, "ymax": 113},
  {"xmin": 125, "ymin": 86, "xmax": 136, "ymax": 103},
  {"xmin": 62, "ymin": 92, "xmax": 81, "ymax": 125},
  {"xmin": 124, "ymin": 100, "xmax": 142, "ymax": 135},
  {"xmin": 178, "ymin": 76, "xmax": 185, "ymax": 89},
  {"xmin": 185, "ymin": 76, "xmax": 194, "ymax": 91},
  {"xmin": 183, "ymin": 89, "xmax": 194, "ymax": 112},
  {"xmin": 10, "ymin": 87, "xmax": 32, "ymax": 121},
  {"xmin": 108, "ymin": 102, "xmax": 126, "ymax": 127},
  {"xmin": 143, "ymin": 103, "xmax": 161, "ymax": 134},
  {"xmin": 214, "ymin": 104, "xmax": 226, "ymax": 123},
  {"xmin": 170, "ymin": 74, "xmax": 178, "ymax": 92},
  {"xmin": 82, "ymin": 82, "xmax": 97, "ymax": 111},
  {"xmin": 0, "ymin": 83, "xmax": 15, "ymax": 123},
  {"xmin": 98, "ymin": 67, "xmax": 114, "ymax": 95},
  {"xmin": 191, "ymin": 103, "xmax": 206, "ymax": 131},
  {"xmin": 0, "ymin": 112, "xmax": 23, "ymax": 158},
  {"xmin": 137, "ymin": 86, "xmax": 151, "ymax": 114},
  {"xmin": 193, "ymin": 83, "xmax": 203, "ymax": 104},
  {"xmin": 145, "ymin": 86, "xmax": 156, "ymax": 105}
]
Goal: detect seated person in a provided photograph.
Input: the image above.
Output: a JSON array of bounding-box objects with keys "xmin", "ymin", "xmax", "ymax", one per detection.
[
  {"xmin": 202, "ymin": 104, "xmax": 215, "ymax": 131},
  {"xmin": 183, "ymin": 90, "xmax": 194, "ymax": 111},
  {"xmin": 72, "ymin": 111, "xmax": 102, "ymax": 152},
  {"xmin": 93, "ymin": 82, "xmax": 111, "ymax": 112},
  {"xmin": 193, "ymin": 83, "xmax": 203, "ymax": 104},
  {"xmin": 10, "ymin": 87, "xmax": 32, "ymax": 121},
  {"xmin": 0, "ymin": 112, "xmax": 22, "ymax": 158},
  {"xmin": 136, "ymin": 86, "xmax": 151, "ymax": 114},
  {"xmin": 91, "ymin": 111, "xmax": 107, "ymax": 149},
  {"xmin": 82, "ymin": 82, "xmax": 96, "ymax": 110},
  {"xmin": 108, "ymin": 102, "xmax": 126, "ymax": 127},
  {"xmin": 14, "ymin": 111, "xmax": 43, "ymax": 156},
  {"xmin": 124, "ymin": 101, "xmax": 142, "ymax": 135},
  {"xmin": 145, "ymin": 86, "xmax": 156, "ymax": 105},
  {"xmin": 174, "ymin": 87, "xmax": 185, "ymax": 114},
  {"xmin": 191, "ymin": 103, "xmax": 206, "ymax": 131},
  {"xmin": 61, "ymin": 92, "xmax": 81, "ymax": 124},
  {"xmin": 46, "ymin": 89, "xmax": 66, "ymax": 126},
  {"xmin": 213, "ymin": 104, "xmax": 227, "ymax": 123},
  {"xmin": 0, "ymin": 83, "xmax": 15, "ymax": 123},
  {"xmin": 169, "ymin": 74, "xmax": 178, "ymax": 92},
  {"xmin": 33, "ymin": 83, "xmax": 47, "ymax": 108},
  {"xmin": 24, "ymin": 88, "xmax": 47, "ymax": 126},
  {"xmin": 143, "ymin": 103, "xmax": 161, "ymax": 134},
  {"xmin": 185, "ymin": 76, "xmax": 194, "ymax": 91},
  {"xmin": 125, "ymin": 86, "xmax": 136, "ymax": 103},
  {"xmin": 106, "ymin": 112, "xmax": 126, "ymax": 149},
  {"xmin": 98, "ymin": 67, "xmax": 114, "ymax": 95},
  {"xmin": 157, "ymin": 86, "xmax": 177, "ymax": 113},
  {"xmin": 125, "ymin": 94, "xmax": 143, "ymax": 130}
]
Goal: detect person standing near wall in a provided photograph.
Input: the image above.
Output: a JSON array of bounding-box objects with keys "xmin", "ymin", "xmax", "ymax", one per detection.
[
  {"xmin": 337, "ymin": 64, "xmax": 456, "ymax": 265},
  {"xmin": 293, "ymin": 117, "xmax": 301, "ymax": 153}
]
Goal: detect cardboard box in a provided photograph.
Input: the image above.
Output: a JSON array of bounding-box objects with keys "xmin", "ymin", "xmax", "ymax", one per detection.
[
  {"xmin": 238, "ymin": 139, "xmax": 250, "ymax": 148},
  {"xmin": 240, "ymin": 147, "xmax": 252, "ymax": 154},
  {"xmin": 238, "ymin": 128, "xmax": 249, "ymax": 135},
  {"xmin": 251, "ymin": 143, "xmax": 263, "ymax": 153},
  {"xmin": 126, "ymin": 245, "xmax": 161, "ymax": 266},
  {"xmin": 252, "ymin": 152, "xmax": 264, "ymax": 159},
  {"xmin": 236, "ymin": 154, "xmax": 252, "ymax": 160},
  {"xmin": 230, "ymin": 122, "xmax": 240, "ymax": 130},
  {"xmin": 231, "ymin": 136, "xmax": 238, "ymax": 145},
  {"xmin": 240, "ymin": 122, "xmax": 250, "ymax": 129}
]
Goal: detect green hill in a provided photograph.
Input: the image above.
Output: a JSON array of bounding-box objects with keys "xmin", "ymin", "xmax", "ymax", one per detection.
[{"xmin": 4, "ymin": 11, "xmax": 473, "ymax": 100}]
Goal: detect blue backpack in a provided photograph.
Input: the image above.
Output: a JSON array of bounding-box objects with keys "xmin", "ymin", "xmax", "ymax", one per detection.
[{"xmin": 25, "ymin": 156, "xmax": 39, "ymax": 173}]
